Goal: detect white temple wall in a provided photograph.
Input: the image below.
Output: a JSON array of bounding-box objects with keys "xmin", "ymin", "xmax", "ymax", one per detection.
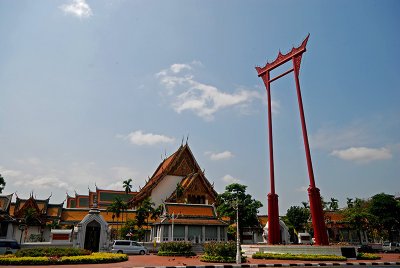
[{"xmin": 150, "ymin": 175, "xmax": 184, "ymax": 205}]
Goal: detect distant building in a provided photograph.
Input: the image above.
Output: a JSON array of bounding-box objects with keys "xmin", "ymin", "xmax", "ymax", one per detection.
[
  {"xmin": 66, "ymin": 188, "xmax": 136, "ymax": 209},
  {"xmin": 0, "ymin": 143, "xmax": 228, "ymax": 244}
]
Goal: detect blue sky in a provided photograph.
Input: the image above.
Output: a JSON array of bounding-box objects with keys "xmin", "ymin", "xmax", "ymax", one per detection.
[{"xmin": 0, "ymin": 0, "xmax": 399, "ymax": 214}]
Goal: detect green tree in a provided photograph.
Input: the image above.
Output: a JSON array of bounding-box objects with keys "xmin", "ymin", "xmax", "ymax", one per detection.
[
  {"xmin": 107, "ymin": 196, "xmax": 127, "ymax": 238},
  {"xmin": 120, "ymin": 219, "xmax": 145, "ymax": 241},
  {"xmin": 346, "ymin": 198, "xmax": 354, "ymax": 208},
  {"xmin": 123, "ymin": 178, "xmax": 133, "ymax": 195},
  {"xmin": 135, "ymin": 197, "xmax": 155, "ymax": 241},
  {"xmin": 342, "ymin": 197, "xmax": 374, "ymax": 243},
  {"xmin": 216, "ymin": 183, "xmax": 263, "ymax": 243},
  {"xmin": 0, "ymin": 174, "xmax": 5, "ymax": 193},
  {"xmin": 286, "ymin": 206, "xmax": 310, "ymax": 236},
  {"xmin": 123, "ymin": 178, "xmax": 133, "ymax": 223},
  {"xmin": 369, "ymin": 193, "xmax": 400, "ymax": 242},
  {"xmin": 46, "ymin": 220, "xmax": 61, "ymax": 230},
  {"xmin": 175, "ymin": 183, "xmax": 185, "ymax": 200},
  {"xmin": 328, "ymin": 198, "xmax": 339, "ymax": 211}
]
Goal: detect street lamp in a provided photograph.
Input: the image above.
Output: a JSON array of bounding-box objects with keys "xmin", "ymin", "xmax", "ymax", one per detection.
[
  {"xmin": 170, "ymin": 212, "xmax": 181, "ymax": 242},
  {"xmin": 230, "ymin": 198, "xmax": 241, "ymax": 264}
]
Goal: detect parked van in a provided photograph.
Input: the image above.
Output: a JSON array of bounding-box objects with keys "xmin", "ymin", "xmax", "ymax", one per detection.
[
  {"xmin": 382, "ymin": 242, "xmax": 400, "ymax": 253},
  {"xmin": 0, "ymin": 240, "xmax": 21, "ymax": 255},
  {"xmin": 111, "ymin": 240, "xmax": 148, "ymax": 255}
]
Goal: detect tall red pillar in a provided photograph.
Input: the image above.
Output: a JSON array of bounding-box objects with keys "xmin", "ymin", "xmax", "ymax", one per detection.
[
  {"xmin": 256, "ymin": 35, "xmax": 329, "ymax": 246},
  {"xmin": 262, "ymin": 71, "xmax": 280, "ymax": 245}
]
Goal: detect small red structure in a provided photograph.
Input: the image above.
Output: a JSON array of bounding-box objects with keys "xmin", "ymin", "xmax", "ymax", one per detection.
[{"xmin": 255, "ymin": 35, "xmax": 329, "ymax": 246}]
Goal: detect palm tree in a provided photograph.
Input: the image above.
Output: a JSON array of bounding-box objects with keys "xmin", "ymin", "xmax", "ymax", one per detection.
[
  {"xmin": 107, "ymin": 197, "xmax": 126, "ymax": 238},
  {"xmin": 329, "ymin": 198, "xmax": 339, "ymax": 211},
  {"xmin": 0, "ymin": 173, "xmax": 5, "ymax": 193},
  {"xmin": 123, "ymin": 178, "xmax": 133, "ymax": 223},
  {"xmin": 123, "ymin": 178, "xmax": 133, "ymax": 195},
  {"xmin": 346, "ymin": 198, "xmax": 354, "ymax": 208}
]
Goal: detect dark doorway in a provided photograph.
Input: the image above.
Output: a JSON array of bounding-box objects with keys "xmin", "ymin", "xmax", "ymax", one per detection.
[{"xmin": 84, "ymin": 220, "xmax": 101, "ymax": 252}]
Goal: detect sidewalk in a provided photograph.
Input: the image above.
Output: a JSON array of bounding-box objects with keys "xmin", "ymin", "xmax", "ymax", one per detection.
[{"xmin": 3, "ymin": 253, "xmax": 400, "ymax": 268}]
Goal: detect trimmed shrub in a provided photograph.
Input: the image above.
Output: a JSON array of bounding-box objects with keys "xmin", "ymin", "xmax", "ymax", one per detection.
[
  {"xmin": 0, "ymin": 253, "xmax": 127, "ymax": 265},
  {"xmin": 201, "ymin": 241, "xmax": 246, "ymax": 263},
  {"xmin": 15, "ymin": 247, "xmax": 90, "ymax": 257},
  {"xmin": 203, "ymin": 241, "xmax": 236, "ymax": 257},
  {"xmin": 357, "ymin": 252, "xmax": 381, "ymax": 260},
  {"xmin": 157, "ymin": 242, "xmax": 195, "ymax": 256},
  {"xmin": 252, "ymin": 252, "xmax": 347, "ymax": 261}
]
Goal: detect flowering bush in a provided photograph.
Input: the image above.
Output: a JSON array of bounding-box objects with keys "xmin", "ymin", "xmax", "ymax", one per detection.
[
  {"xmin": 201, "ymin": 241, "xmax": 245, "ymax": 263},
  {"xmin": 252, "ymin": 252, "xmax": 347, "ymax": 261},
  {"xmin": 357, "ymin": 252, "xmax": 381, "ymax": 260},
  {"xmin": 0, "ymin": 253, "xmax": 127, "ymax": 265},
  {"xmin": 203, "ymin": 241, "xmax": 236, "ymax": 257},
  {"xmin": 157, "ymin": 241, "xmax": 195, "ymax": 256},
  {"xmin": 15, "ymin": 247, "xmax": 90, "ymax": 257}
]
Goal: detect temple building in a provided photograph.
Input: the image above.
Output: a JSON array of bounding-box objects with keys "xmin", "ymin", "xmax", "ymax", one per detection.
[
  {"xmin": 129, "ymin": 144, "xmax": 218, "ymax": 209},
  {"xmin": 0, "ymin": 144, "xmax": 227, "ymax": 244},
  {"xmin": 66, "ymin": 188, "xmax": 136, "ymax": 209}
]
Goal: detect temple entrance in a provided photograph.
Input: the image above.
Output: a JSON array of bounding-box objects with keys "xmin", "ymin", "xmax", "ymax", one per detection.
[{"xmin": 84, "ymin": 220, "xmax": 100, "ymax": 252}]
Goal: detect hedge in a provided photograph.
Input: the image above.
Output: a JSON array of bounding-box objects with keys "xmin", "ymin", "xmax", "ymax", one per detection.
[
  {"xmin": 15, "ymin": 247, "xmax": 90, "ymax": 257},
  {"xmin": 0, "ymin": 253, "xmax": 128, "ymax": 265},
  {"xmin": 252, "ymin": 252, "xmax": 347, "ymax": 261},
  {"xmin": 357, "ymin": 252, "xmax": 381, "ymax": 260},
  {"xmin": 201, "ymin": 241, "xmax": 246, "ymax": 263},
  {"xmin": 200, "ymin": 255, "xmax": 246, "ymax": 263},
  {"xmin": 157, "ymin": 242, "xmax": 195, "ymax": 256}
]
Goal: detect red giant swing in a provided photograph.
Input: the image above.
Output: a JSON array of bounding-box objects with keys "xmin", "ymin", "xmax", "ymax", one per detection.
[{"xmin": 255, "ymin": 35, "xmax": 329, "ymax": 246}]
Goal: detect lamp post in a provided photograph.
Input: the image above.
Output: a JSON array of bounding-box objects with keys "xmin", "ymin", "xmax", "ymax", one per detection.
[
  {"xmin": 170, "ymin": 212, "xmax": 180, "ymax": 242},
  {"xmin": 231, "ymin": 198, "xmax": 241, "ymax": 264}
]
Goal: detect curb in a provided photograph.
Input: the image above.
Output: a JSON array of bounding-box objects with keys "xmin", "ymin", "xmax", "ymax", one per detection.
[{"xmin": 139, "ymin": 262, "xmax": 400, "ymax": 268}]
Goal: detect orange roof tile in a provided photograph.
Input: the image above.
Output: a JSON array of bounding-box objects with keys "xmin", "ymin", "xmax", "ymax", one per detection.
[
  {"xmin": 167, "ymin": 219, "xmax": 225, "ymax": 225},
  {"xmin": 47, "ymin": 207, "xmax": 60, "ymax": 217},
  {"xmin": 9, "ymin": 204, "xmax": 15, "ymax": 216},
  {"xmin": 258, "ymin": 216, "xmax": 268, "ymax": 227},
  {"xmin": 167, "ymin": 205, "xmax": 214, "ymax": 217},
  {"xmin": 325, "ymin": 212, "xmax": 344, "ymax": 222}
]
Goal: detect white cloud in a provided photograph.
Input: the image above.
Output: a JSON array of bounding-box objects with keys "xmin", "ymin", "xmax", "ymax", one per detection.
[
  {"xmin": 60, "ymin": 0, "xmax": 93, "ymax": 18},
  {"xmin": 14, "ymin": 177, "xmax": 70, "ymax": 191},
  {"xmin": 205, "ymin": 151, "xmax": 234, "ymax": 160},
  {"xmin": 330, "ymin": 147, "xmax": 392, "ymax": 163},
  {"xmin": 156, "ymin": 62, "xmax": 267, "ymax": 121},
  {"xmin": 0, "ymin": 166, "xmax": 22, "ymax": 178},
  {"xmin": 170, "ymin": 63, "xmax": 192, "ymax": 73},
  {"xmin": 118, "ymin": 130, "xmax": 174, "ymax": 146},
  {"xmin": 295, "ymin": 186, "xmax": 309, "ymax": 192},
  {"xmin": 221, "ymin": 174, "xmax": 241, "ymax": 184},
  {"xmin": 310, "ymin": 124, "xmax": 369, "ymax": 150}
]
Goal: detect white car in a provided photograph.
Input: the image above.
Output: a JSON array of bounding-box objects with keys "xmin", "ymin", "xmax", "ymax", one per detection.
[
  {"xmin": 0, "ymin": 240, "xmax": 21, "ymax": 255},
  {"xmin": 382, "ymin": 242, "xmax": 400, "ymax": 253},
  {"xmin": 111, "ymin": 240, "xmax": 148, "ymax": 255}
]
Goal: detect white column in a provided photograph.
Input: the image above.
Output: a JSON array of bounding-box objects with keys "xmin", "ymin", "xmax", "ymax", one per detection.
[
  {"xmin": 185, "ymin": 225, "xmax": 188, "ymax": 241},
  {"xmin": 169, "ymin": 225, "xmax": 172, "ymax": 241},
  {"xmin": 202, "ymin": 226, "xmax": 205, "ymax": 243},
  {"xmin": 217, "ymin": 226, "xmax": 221, "ymax": 242},
  {"xmin": 159, "ymin": 226, "xmax": 163, "ymax": 243}
]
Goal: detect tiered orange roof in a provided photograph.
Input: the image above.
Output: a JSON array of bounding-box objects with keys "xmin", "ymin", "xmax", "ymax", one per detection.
[
  {"xmin": 153, "ymin": 203, "xmax": 227, "ymax": 226},
  {"xmin": 166, "ymin": 204, "xmax": 215, "ymax": 217},
  {"xmin": 129, "ymin": 144, "xmax": 218, "ymax": 207}
]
